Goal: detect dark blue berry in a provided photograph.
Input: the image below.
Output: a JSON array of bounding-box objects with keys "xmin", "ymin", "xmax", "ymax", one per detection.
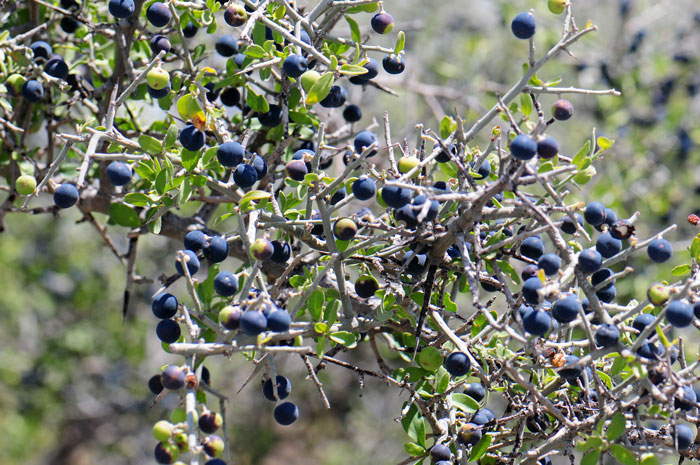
[
  {"xmin": 537, "ymin": 137, "xmax": 559, "ymax": 159},
  {"xmin": 596, "ymin": 284, "xmax": 616, "ymax": 303},
  {"xmin": 584, "ymin": 202, "xmax": 606, "ymax": 226},
  {"xmin": 156, "ymin": 319, "xmax": 181, "ymax": 343},
  {"xmin": 578, "ymin": 248, "xmax": 602, "ymax": 273},
  {"xmin": 146, "ymin": 2, "xmax": 171, "ymax": 27},
  {"xmin": 403, "ymin": 252, "xmax": 427, "ymax": 274},
  {"xmin": 343, "ymin": 104, "xmax": 362, "ymax": 122},
  {"xmin": 161, "ymin": 365, "xmax": 185, "ymax": 390},
  {"xmin": 184, "ymin": 230, "xmax": 206, "ymax": 251},
  {"xmin": 259, "ymin": 104, "xmax": 282, "ymax": 127},
  {"xmin": 632, "ymin": 313, "xmax": 655, "ymax": 337},
  {"xmin": 521, "ymin": 277, "xmax": 543, "ymax": 305},
  {"xmin": 213, "ymin": 271, "xmax": 239, "ymax": 297},
  {"xmin": 262, "ymin": 375, "xmax": 291, "ymax": 401},
  {"xmin": 354, "ymin": 131, "xmax": 378, "ymax": 156},
  {"xmin": 203, "ymin": 236, "xmax": 229, "ymax": 263},
  {"xmin": 108, "ymin": 0, "xmax": 135, "ymax": 18},
  {"xmin": 647, "ymin": 238, "xmax": 672, "ymax": 263},
  {"xmin": 595, "ymin": 323, "xmax": 620, "ymax": 347},
  {"xmin": 45, "ymin": 56, "xmax": 69, "ymax": 79},
  {"xmin": 510, "ymin": 134, "xmax": 537, "ymax": 160},
  {"xmin": 152, "ymin": 292, "xmax": 178, "ymax": 319},
  {"xmin": 240, "ymin": 310, "xmax": 267, "ymax": 335},
  {"xmin": 273, "ymin": 401, "xmax": 299, "ymax": 425},
  {"xmin": 252, "ymin": 154, "xmax": 267, "ymax": 178},
  {"xmin": 30, "ymin": 41, "xmax": 52, "ymax": 60},
  {"xmin": 591, "ymin": 268, "xmax": 614, "ymax": 291},
  {"xmin": 666, "ymin": 300, "xmax": 694, "ymax": 328},
  {"xmin": 552, "ymin": 295, "xmax": 581, "ymax": 323},
  {"xmin": 179, "ymin": 124, "xmax": 205, "ymax": 151},
  {"xmin": 233, "ymin": 164, "xmax": 258, "ymax": 188},
  {"xmin": 267, "ymin": 309, "xmax": 291, "ymax": 332},
  {"xmin": 370, "ymin": 12, "xmax": 394, "ymax": 34},
  {"xmin": 445, "ymin": 351, "xmax": 471, "ymax": 376},
  {"xmin": 283, "ymin": 54, "xmax": 308, "ymax": 78},
  {"xmin": 557, "ymin": 355, "xmax": 582, "ymax": 380},
  {"xmin": 330, "ymin": 187, "xmax": 346, "ymax": 205},
  {"xmin": 147, "ymin": 85, "xmax": 170, "ymax": 99},
  {"xmin": 381, "ymin": 184, "xmax": 412, "ymax": 209},
  {"xmin": 675, "ymin": 424, "xmax": 694, "ymax": 450},
  {"xmin": 217, "ymin": 141, "xmax": 245, "ymax": 167},
  {"xmin": 511, "ymin": 12, "xmax": 536, "ymax": 39},
  {"xmin": 320, "ymin": 85, "xmax": 347, "ymax": 108},
  {"xmin": 352, "ymin": 176, "xmax": 376, "ymax": 201},
  {"xmin": 465, "ymin": 383, "xmax": 485, "ymax": 402},
  {"xmin": 215, "ymin": 35, "xmax": 239, "ymax": 57},
  {"xmin": 270, "ymin": 240, "xmax": 291, "ymax": 263},
  {"xmin": 175, "ymin": 249, "xmax": 200, "ymax": 276},
  {"xmin": 150, "ymin": 35, "xmax": 171, "ymax": 54},
  {"xmin": 382, "ymin": 54, "xmax": 405, "ymax": 74},
  {"xmin": 106, "ymin": 161, "xmax": 132, "ymax": 186},
  {"xmin": 430, "ymin": 444, "xmax": 452, "ymax": 462},
  {"xmin": 53, "ymin": 183, "xmax": 79, "ymax": 208},
  {"xmin": 520, "ymin": 236, "xmax": 545, "ymax": 260},
  {"xmin": 21, "ymin": 79, "xmax": 44, "ymax": 103},
  {"xmin": 561, "ymin": 213, "xmax": 583, "ymax": 234},
  {"xmin": 596, "ymin": 232, "xmax": 622, "ymax": 258},
  {"xmin": 537, "ymin": 253, "xmax": 561, "ymax": 276},
  {"xmin": 220, "ymin": 87, "xmax": 240, "ymax": 107}
]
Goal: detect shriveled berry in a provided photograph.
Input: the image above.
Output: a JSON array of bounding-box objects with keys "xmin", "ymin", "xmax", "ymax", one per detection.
[{"xmin": 552, "ymin": 99, "xmax": 574, "ymax": 120}]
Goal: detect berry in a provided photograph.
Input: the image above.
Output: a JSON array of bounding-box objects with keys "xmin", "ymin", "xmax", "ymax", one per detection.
[
  {"xmin": 267, "ymin": 309, "xmax": 291, "ymax": 332},
  {"xmin": 595, "ymin": 324, "xmax": 620, "ymax": 347},
  {"xmin": 464, "ymin": 383, "xmax": 485, "ymax": 402},
  {"xmin": 584, "ymin": 202, "xmax": 606, "ymax": 226},
  {"xmin": 552, "ymin": 295, "xmax": 581, "ymax": 323},
  {"xmin": 522, "ymin": 309, "xmax": 551, "ymax": 336},
  {"xmin": 263, "ymin": 375, "xmax": 292, "ymax": 401},
  {"xmin": 537, "ymin": 137, "xmax": 559, "ymax": 159},
  {"xmin": 430, "ymin": 444, "xmax": 452, "ymax": 462},
  {"xmin": 30, "ymin": 41, "xmax": 52, "ymax": 60},
  {"xmin": 283, "ymin": 54, "xmax": 308, "ymax": 78},
  {"xmin": 184, "ymin": 230, "xmax": 206, "ymax": 251},
  {"xmin": 219, "ymin": 306, "xmax": 242, "ymax": 330},
  {"xmin": 410, "ymin": 195, "xmax": 440, "ymax": 221},
  {"xmin": 215, "ymin": 35, "xmax": 239, "ymax": 57},
  {"xmin": 648, "ymin": 283, "xmax": 670, "ymax": 306},
  {"xmin": 108, "ymin": 0, "xmax": 135, "ymax": 18},
  {"xmin": 148, "ymin": 85, "xmax": 170, "ymax": 99},
  {"xmin": 285, "ymin": 159, "xmax": 308, "ymax": 181},
  {"xmin": 220, "ymin": 87, "xmax": 240, "ymax": 107},
  {"xmin": 250, "ymin": 238, "xmax": 274, "ymax": 260},
  {"xmin": 354, "ymin": 131, "xmax": 378, "ymax": 156},
  {"xmin": 60, "ymin": 17, "xmax": 80, "ymax": 33},
  {"xmin": 300, "ymin": 70, "xmax": 321, "ymax": 91},
  {"xmin": 259, "ymin": 104, "xmax": 283, "ymax": 127},
  {"xmin": 153, "ymin": 420, "xmax": 173, "ymax": 441},
  {"xmin": 557, "ymin": 355, "xmax": 582, "ymax": 380},
  {"xmin": 320, "ymin": 85, "xmax": 347, "ymax": 108},
  {"xmin": 674, "ymin": 424, "xmax": 694, "ymax": 450},
  {"xmin": 150, "ymin": 35, "xmax": 171, "ymax": 54},
  {"xmin": 548, "ymin": 0, "xmax": 567, "ymax": 15},
  {"xmin": 240, "ymin": 310, "xmax": 267, "ymax": 335},
  {"xmin": 472, "ymin": 413, "xmax": 489, "ymax": 426},
  {"xmin": 382, "ymin": 54, "xmax": 405, "ymax": 74},
  {"xmin": 610, "ymin": 219, "xmax": 635, "ymax": 240},
  {"xmin": 479, "ymin": 408, "xmax": 496, "ymax": 422},
  {"xmin": 398, "ymin": 156, "xmax": 420, "ymax": 175},
  {"xmin": 146, "ymin": 2, "xmax": 171, "ymax": 27},
  {"xmin": 596, "ymin": 232, "xmax": 622, "ymax": 258},
  {"xmin": 53, "ymin": 183, "xmax": 79, "ymax": 208},
  {"xmin": 596, "ymin": 284, "xmax": 616, "ymax": 303},
  {"xmin": 675, "ymin": 386, "xmax": 697, "ymax": 411},
  {"xmin": 179, "ymin": 125, "xmax": 205, "ymax": 151},
  {"xmin": 333, "ymin": 217, "xmax": 358, "ymax": 241},
  {"xmin": 457, "ymin": 423, "xmax": 482, "ymax": 445},
  {"xmin": 511, "ymin": 12, "xmax": 536, "ymax": 39},
  {"xmin": 224, "ymin": 4, "xmax": 247, "ymax": 26},
  {"xmin": 552, "ymin": 99, "xmax": 574, "ymax": 120},
  {"xmin": 330, "ymin": 187, "xmax": 346, "ymax": 205},
  {"xmin": 537, "ymin": 253, "xmax": 561, "ymax": 276},
  {"xmin": 647, "ymin": 238, "xmax": 672, "ymax": 263},
  {"xmin": 472, "ymin": 159, "xmax": 491, "ymax": 180},
  {"xmin": 154, "ymin": 442, "xmax": 179, "ymax": 464},
  {"xmin": 522, "ymin": 277, "xmax": 544, "ymax": 305},
  {"xmin": 596, "ymin": 208, "xmax": 618, "ymax": 231},
  {"xmin": 213, "ymin": 271, "xmax": 239, "ymax": 297},
  {"xmin": 666, "ymin": 300, "xmax": 694, "ymax": 328},
  {"xmin": 270, "ymin": 240, "xmax": 291, "ymax": 263},
  {"xmin": 203, "ymin": 82, "xmax": 220, "ymax": 102},
  {"xmin": 233, "ymin": 164, "xmax": 258, "ymax": 188},
  {"xmin": 183, "ymin": 22, "xmax": 198, "ymax": 38},
  {"xmin": 444, "ymin": 351, "xmax": 471, "ymax": 377},
  {"xmin": 21, "ymin": 79, "xmax": 44, "ymax": 103},
  {"xmin": 521, "ymin": 264, "xmax": 539, "ymax": 280},
  {"xmin": 352, "ymin": 176, "xmax": 376, "ymax": 201},
  {"xmin": 371, "ymin": 11, "xmax": 394, "ymax": 34},
  {"xmin": 402, "ymin": 252, "xmax": 428, "ymax": 274},
  {"xmin": 175, "ymin": 249, "xmax": 200, "ymax": 276},
  {"xmin": 381, "ymin": 184, "xmax": 411, "ymax": 208},
  {"xmin": 199, "ymin": 412, "xmax": 223, "ymax": 434},
  {"xmin": 349, "ymin": 58, "xmax": 379, "ymax": 84},
  {"xmin": 343, "ymin": 104, "xmax": 362, "ymax": 122},
  {"xmin": 45, "ymin": 57, "xmax": 69, "ymax": 79},
  {"xmin": 202, "ymin": 236, "xmax": 229, "ymax": 263},
  {"xmin": 436, "ymin": 143, "xmax": 457, "ymax": 163},
  {"xmin": 156, "ymin": 319, "xmax": 181, "ymax": 343},
  {"xmin": 152, "ymin": 292, "xmax": 178, "ymax": 319},
  {"xmin": 355, "ymin": 276, "xmax": 379, "ymax": 298},
  {"xmin": 148, "ymin": 374, "xmax": 164, "ymax": 394},
  {"xmin": 578, "ymin": 248, "xmax": 602, "ymax": 273},
  {"xmin": 561, "ymin": 213, "xmax": 583, "ymax": 234},
  {"xmin": 202, "ymin": 435, "xmax": 224, "ymax": 458},
  {"xmin": 510, "ymin": 134, "xmax": 537, "ymax": 160},
  {"xmin": 161, "ymin": 365, "xmax": 186, "ymax": 390},
  {"xmin": 273, "ymin": 401, "xmax": 299, "ymax": 425},
  {"xmin": 520, "ymin": 236, "xmax": 545, "ymax": 260},
  {"xmin": 591, "ymin": 268, "xmax": 615, "ymax": 291},
  {"xmin": 638, "ymin": 341, "xmax": 663, "ymax": 361},
  {"xmin": 106, "ymin": 161, "xmax": 132, "ymax": 186},
  {"xmin": 217, "ymin": 141, "xmax": 245, "ymax": 167},
  {"xmin": 15, "ymin": 175, "xmax": 37, "ymax": 196}
]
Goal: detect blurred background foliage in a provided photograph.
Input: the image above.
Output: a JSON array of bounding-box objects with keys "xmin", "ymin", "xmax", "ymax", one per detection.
[{"xmin": 1, "ymin": 0, "xmax": 700, "ymax": 464}]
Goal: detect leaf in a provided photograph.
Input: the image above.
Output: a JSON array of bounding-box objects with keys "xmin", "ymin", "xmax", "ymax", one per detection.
[
  {"xmin": 418, "ymin": 346, "xmax": 443, "ymax": 372},
  {"xmin": 181, "ymin": 148, "xmax": 201, "ymax": 171},
  {"xmin": 607, "ymin": 412, "xmax": 626, "ymax": 441},
  {"xmin": 124, "ymin": 192, "xmax": 153, "ymax": 207},
  {"xmin": 450, "ymin": 393, "xmax": 479, "ymax": 413},
  {"xmin": 597, "ymin": 136, "xmax": 614, "ymax": 151},
  {"xmin": 176, "ymin": 93, "xmax": 204, "ymax": 122},
  {"xmin": 571, "ymin": 140, "xmax": 591, "ymax": 170},
  {"xmin": 520, "ymin": 94, "xmax": 532, "ymax": 117},
  {"xmin": 345, "ymin": 15, "xmax": 361, "ymax": 43},
  {"xmin": 610, "ymin": 444, "xmax": 637, "ymax": 465},
  {"xmin": 401, "ymin": 404, "xmax": 426, "ymax": 447},
  {"xmin": 672, "ymin": 264, "xmax": 691, "ymax": 276},
  {"xmin": 395, "ymin": 30, "xmax": 405, "ymax": 54},
  {"xmin": 442, "ymin": 293, "xmax": 457, "ymax": 312},
  {"xmin": 440, "ymin": 116, "xmax": 456, "ymax": 140},
  {"xmin": 246, "ymin": 87, "xmax": 270, "ymax": 113},
  {"xmin": 138, "ymin": 134, "xmax": 163, "ymax": 155},
  {"xmin": 639, "ymin": 453, "xmax": 659, "ymax": 465},
  {"xmin": 308, "ymin": 289, "xmax": 324, "ymax": 320},
  {"xmin": 339, "ymin": 64, "xmax": 368, "ymax": 76},
  {"xmin": 347, "ymin": 2, "xmax": 377, "ymax": 13},
  {"xmin": 244, "ymin": 44, "xmax": 266, "ymax": 59},
  {"xmin": 108, "ymin": 203, "xmax": 141, "ymax": 228},
  {"xmin": 305, "ymin": 72, "xmax": 334, "ymax": 106},
  {"xmin": 469, "ymin": 433, "xmax": 492, "ymax": 461},
  {"xmin": 164, "ymin": 124, "xmax": 178, "ymax": 150},
  {"xmin": 329, "ymin": 331, "xmax": 357, "ymax": 348},
  {"xmin": 434, "ymin": 366, "xmax": 450, "ymax": 393},
  {"xmin": 315, "ymin": 335, "xmax": 327, "ymax": 358},
  {"xmin": 404, "ymin": 442, "xmax": 425, "ymax": 457},
  {"xmin": 576, "ymin": 435, "xmax": 603, "ymax": 452},
  {"xmin": 690, "ymin": 233, "xmax": 700, "ymax": 260},
  {"xmin": 581, "ymin": 449, "xmax": 601, "ymax": 465}
]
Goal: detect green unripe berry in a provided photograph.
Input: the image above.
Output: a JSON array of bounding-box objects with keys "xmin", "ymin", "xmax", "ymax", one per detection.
[
  {"xmin": 301, "ymin": 70, "xmax": 321, "ymax": 92},
  {"xmin": 202, "ymin": 435, "xmax": 225, "ymax": 458},
  {"xmin": 418, "ymin": 346, "xmax": 443, "ymax": 372},
  {"xmin": 173, "ymin": 432, "xmax": 189, "ymax": 452},
  {"xmin": 6, "ymin": 73, "xmax": 26, "ymax": 95},
  {"xmin": 398, "ymin": 156, "xmax": 420, "ymax": 177},
  {"xmin": 153, "ymin": 420, "xmax": 174, "ymax": 442},
  {"xmin": 147, "ymin": 67, "xmax": 170, "ymax": 90},
  {"xmin": 647, "ymin": 283, "xmax": 670, "ymax": 307},
  {"xmin": 16, "ymin": 174, "xmax": 37, "ymax": 196},
  {"xmin": 548, "ymin": 0, "xmax": 566, "ymax": 14}
]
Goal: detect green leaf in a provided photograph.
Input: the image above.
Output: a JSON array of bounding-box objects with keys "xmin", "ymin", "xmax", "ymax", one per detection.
[
  {"xmin": 347, "ymin": 2, "xmax": 377, "ymax": 13},
  {"xmin": 395, "ymin": 30, "xmax": 405, "ymax": 54},
  {"xmin": 138, "ymin": 134, "xmax": 163, "ymax": 155},
  {"xmin": 434, "ymin": 366, "xmax": 450, "ymax": 393},
  {"xmin": 450, "ymin": 393, "xmax": 479, "ymax": 413},
  {"xmin": 164, "ymin": 124, "xmax": 178, "ymax": 150},
  {"xmin": 469, "ymin": 433, "xmax": 492, "ymax": 461},
  {"xmin": 576, "ymin": 435, "xmax": 603, "ymax": 452},
  {"xmin": 442, "ymin": 293, "xmax": 457, "ymax": 312},
  {"xmin": 610, "ymin": 444, "xmax": 637, "ymax": 465},
  {"xmin": 639, "ymin": 453, "xmax": 659, "ymax": 465},
  {"xmin": 244, "ymin": 44, "xmax": 266, "ymax": 59},
  {"xmin": 571, "ymin": 140, "xmax": 591, "ymax": 170},
  {"xmin": 607, "ymin": 412, "xmax": 626, "ymax": 441},
  {"xmin": 520, "ymin": 94, "xmax": 532, "ymax": 117},
  {"xmin": 672, "ymin": 264, "xmax": 691, "ymax": 276},
  {"xmin": 181, "ymin": 148, "xmax": 201, "ymax": 171},
  {"xmin": 440, "ymin": 116, "xmax": 456, "ymax": 140},
  {"xmin": 339, "ymin": 64, "xmax": 368, "ymax": 76},
  {"xmin": 308, "ymin": 289, "xmax": 324, "ymax": 320},
  {"xmin": 404, "ymin": 442, "xmax": 425, "ymax": 457},
  {"xmin": 124, "ymin": 192, "xmax": 153, "ymax": 207},
  {"xmin": 581, "ymin": 449, "xmax": 601, "ymax": 465},
  {"xmin": 305, "ymin": 72, "xmax": 334, "ymax": 106},
  {"xmin": 597, "ymin": 136, "xmax": 614, "ymax": 151},
  {"xmin": 345, "ymin": 15, "xmax": 361, "ymax": 43},
  {"xmin": 329, "ymin": 331, "xmax": 357, "ymax": 348},
  {"xmin": 108, "ymin": 203, "xmax": 141, "ymax": 228},
  {"xmin": 315, "ymin": 335, "xmax": 327, "ymax": 358},
  {"xmin": 176, "ymin": 93, "xmax": 204, "ymax": 121},
  {"xmin": 401, "ymin": 404, "xmax": 426, "ymax": 447},
  {"xmin": 418, "ymin": 346, "xmax": 443, "ymax": 372},
  {"xmin": 246, "ymin": 87, "xmax": 270, "ymax": 113},
  {"xmin": 690, "ymin": 233, "xmax": 700, "ymax": 260}
]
